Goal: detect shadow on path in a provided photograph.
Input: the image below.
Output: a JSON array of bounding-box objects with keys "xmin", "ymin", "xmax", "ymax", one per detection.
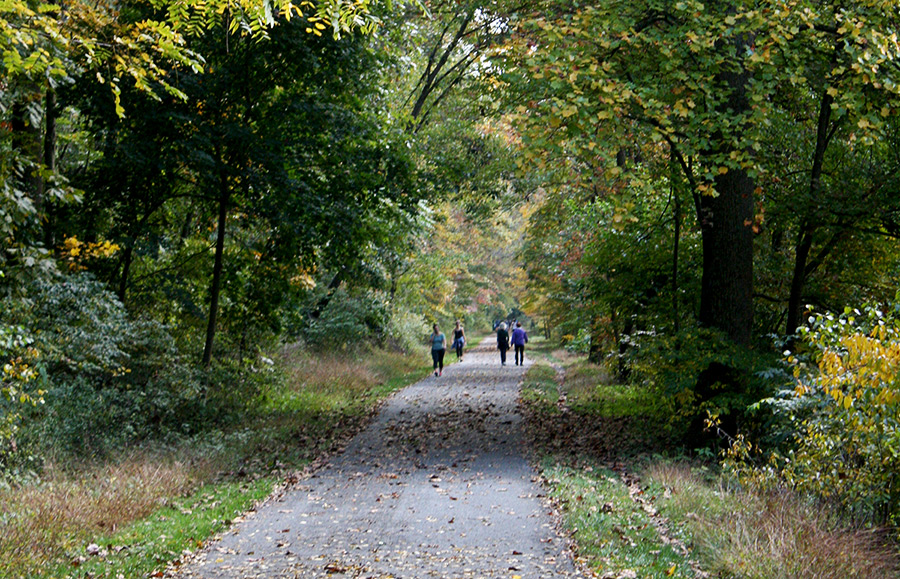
[{"xmin": 180, "ymin": 340, "xmax": 583, "ymax": 578}]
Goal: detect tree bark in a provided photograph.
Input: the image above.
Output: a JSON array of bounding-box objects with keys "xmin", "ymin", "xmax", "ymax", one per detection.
[
  {"xmin": 202, "ymin": 169, "xmax": 230, "ymax": 367},
  {"xmin": 309, "ymin": 270, "xmax": 345, "ymax": 320},
  {"xmin": 117, "ymin": 241, "xmax": 135, "ymax": 303},
  {"xmin": 696, "ymin": 30, "xmax": 755, "ymax": 346},
  {"xmin": 671, "ymin": 146, "xmax": 681, "ymax": 333},
  {"xmin": 588, "ymin": 314, "xmax": 603, "ymax": 364},
  {"xmin": 698, "ymin": 165, "xmax": 755, "ymax": 345},
  {"xmin": 785, "ymin": 88, "xmax": 835, "ymax": 337}
]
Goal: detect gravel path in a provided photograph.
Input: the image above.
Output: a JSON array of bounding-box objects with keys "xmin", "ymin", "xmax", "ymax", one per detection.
[{"xmin": 180, "ymin": 340, "xmax": 584, "ymax": 579}]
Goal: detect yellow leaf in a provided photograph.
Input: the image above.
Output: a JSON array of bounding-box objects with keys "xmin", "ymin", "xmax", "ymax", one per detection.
[
  {"xmin": 667, "ymin": 563, "xmax": 677, "ymax": 576},
  {"xmin": 826, "ymin": 86, "xmax": 839, "ymax": 97}
]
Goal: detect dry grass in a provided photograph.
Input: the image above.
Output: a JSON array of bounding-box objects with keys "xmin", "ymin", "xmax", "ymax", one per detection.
[
  {"xmin": 0, "ymin": 346, "xmax": 426, "ymax": 577},
  {"xmin": 0, "ymin": 452, "xmax": 205, "ymax": 577},
  {"xmin": 281, "ymin": 346, "xmax": 382, "ymax": 397},
  {"xmin": 278, "ymin": 346, "xmax": 423, "ymax": 412},
  {"xmin": 649, "ymin": 462, "xmax": 899, "ymax": 579}
]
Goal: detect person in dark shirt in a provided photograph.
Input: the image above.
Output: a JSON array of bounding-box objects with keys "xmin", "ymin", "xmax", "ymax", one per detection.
[
  {"xmin": 496, "ymin": 322, "xmax": 510, "ymax": 366},
  {"xmin": 452, "ymin": 320, "xmax": 467, "ymax": 361}
]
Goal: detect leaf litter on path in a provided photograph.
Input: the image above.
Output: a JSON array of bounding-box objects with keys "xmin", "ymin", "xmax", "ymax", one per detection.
[{"xmin": 176, "ymin": 342, "xmax": 587, "ymax": 579}]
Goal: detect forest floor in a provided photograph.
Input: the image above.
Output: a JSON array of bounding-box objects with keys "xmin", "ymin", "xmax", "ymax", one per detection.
[{"xmin": 177, "ymin": 339, "xmax": 586, "ymax": 578}]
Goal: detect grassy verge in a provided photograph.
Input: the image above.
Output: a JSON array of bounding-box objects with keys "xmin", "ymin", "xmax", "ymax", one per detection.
[
  {"xmin": 543, "ymin": 461, "xmax": 695, "ymax": 578},
  {"xmin": 0, "ymin": 346, "xmax": 430, "ymax": 579},
  {"xmin": 648, "ymin": 462, "xmax": 898, "ymax": 579},
  {"xmin": 521, "ymin": 339, "xmax": 899, "ymax": 578}
]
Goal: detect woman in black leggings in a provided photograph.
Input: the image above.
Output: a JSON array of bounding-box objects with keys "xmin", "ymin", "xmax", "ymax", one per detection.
[{"xmin": 430, "ymin": 324, "xmax": 446, "ymax": 376}]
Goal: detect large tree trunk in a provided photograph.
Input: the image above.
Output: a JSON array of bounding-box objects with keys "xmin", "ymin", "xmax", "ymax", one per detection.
[
  {"xmin": 697, "ymin": 31, "xmax": 755, "ymax": 346},
  {"xmin": 697, "ymin": 166, "xmax": 755, "ymax": 345},
  {"xmin": 202, "ymin": 171, "xmax": 230, "ymax": 367}
]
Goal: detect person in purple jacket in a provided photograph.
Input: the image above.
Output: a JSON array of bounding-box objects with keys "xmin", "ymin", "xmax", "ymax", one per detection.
[{"xmin": 510, "ymin": 321, "xmax": 528, "ymax": 366}]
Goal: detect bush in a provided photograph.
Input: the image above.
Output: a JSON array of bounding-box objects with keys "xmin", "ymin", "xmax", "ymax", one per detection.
[
  {"xmin": 302, "ymin": 287, "xmax": 389, "ymax": 351},
  {"xmin": 385, "ymin": 305, "xmax": 429, "ymax": 354},
  {"xmin": 728, "ymin": 303, "xmax": 900, "ymax": 525},
  {"xmin": 626, "ymin": 326, "xmax": 780, "ymax": 446},
  {"xmin": 0, "ymin": 321, "xmax": 46, "ymax": 479},
  {"xmin": 3, "ymin": 273, "xmax": 265, "ymax": 461}
]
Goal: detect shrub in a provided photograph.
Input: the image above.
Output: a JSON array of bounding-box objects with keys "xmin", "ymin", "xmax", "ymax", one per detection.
[
  {"xmin": 626, "ymin": 326, "xmax": 779, "ymax": 445},
  {"xmin": 729, "ymin": 303, "xmax": 900, "ymax": 525},
  {"xmin": 385, "ymin": 305, "xmax": 429, "ymax": 353},
  {"xmin": 302, "ymin": 287, "xmax": 389, "ymax": 351},
  {"xmin": 4, "ymin": 273, "xmax": 264, "ymax": 461},
  {"xmin": 0, "ymin": 322, "xmax": 46, "ymax": 479}
]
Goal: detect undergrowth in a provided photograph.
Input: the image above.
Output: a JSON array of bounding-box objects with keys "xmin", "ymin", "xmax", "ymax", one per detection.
[
  {"xmin": 650, "ymin": 462, "xmax": 898, "ymax": 579},
  {"xmin": 523, "ymin": 339, "xmax": 900, "ymax": 578},
  {"xmin": 0, "ymin": 346, "xmax": 428, "ymax": 579}
]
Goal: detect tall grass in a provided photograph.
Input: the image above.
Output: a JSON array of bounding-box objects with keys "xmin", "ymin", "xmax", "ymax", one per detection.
[
  {"xmin": 0, "ymin": 453, "xmax": 205, "ymax": 578},
  {"xmin": 649, "ymin": 462, "xmax": 899, "ymax": 579}
]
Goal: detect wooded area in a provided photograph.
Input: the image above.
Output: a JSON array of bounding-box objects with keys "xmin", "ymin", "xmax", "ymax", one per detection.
[{"xmin": 3, "ymin": 0, "xmax": 900, "ymax": 574}]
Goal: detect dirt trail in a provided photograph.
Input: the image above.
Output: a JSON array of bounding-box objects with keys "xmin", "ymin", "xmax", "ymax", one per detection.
[{"xmin": 179, "ymin": 340, "xmax": 584, "ymax": 579}]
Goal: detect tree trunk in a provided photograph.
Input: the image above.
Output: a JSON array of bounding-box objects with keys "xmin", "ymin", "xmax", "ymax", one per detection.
[
  {"xmin": 309, "ymin": 270, "xmax": 345, "ymax": 319},
  {"xmin": 588, "ymin": 314, "xmax": 603, "ymax": 364},
  {"xmin": 40, "ymin": 86, "xmax": 59, "ymax": 246},
  {"xmin": 697, "ymin": 32, "xmax": 755, "ymax": 346},
  {"xmin": 117, "ymin": 241, "xmax": 135, "ymax": 303},
  {"xmin": 616, "ymin": 318, "xmax": 633, "ymax": 382},
  {"xmin": 785, "ymin": 88, "xmax": 835, "ymax": 337},
  {"xmin": 698, "ymin": 165, "xmax": 755, "ymax": 345},
  {"xmin": 202, "ymin": 173, "xmax": 230, "ymax": 367},
  {"xmin": 671, "ymin": 147, "xmax": 682, "ymax": 333},
  {"xmin": 43, "ymin": 87, "xmax": 57, "ymax": 175},
  {"xmin": 11, "ymin": 95, "xmax": 43, "ymax": 208}
]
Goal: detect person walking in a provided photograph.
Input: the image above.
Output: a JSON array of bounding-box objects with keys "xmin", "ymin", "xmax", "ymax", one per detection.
[
  {"xmin": 496, "ymin": 322, "xmax": 510, "ymax": 366},
  {"xmin": 511, "ymin": 321, "xmax": 528, "ymax": 366},
  {"xmin": 452, "ymin": 320, "xmax": 467, "ymax": 361},
  {"xmin": 430, "ymin": 323, "xmax": 447, "ymax": 376}
]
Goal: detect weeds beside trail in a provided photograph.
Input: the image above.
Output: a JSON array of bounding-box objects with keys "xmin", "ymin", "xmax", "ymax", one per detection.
[
  {"xmin": 0, "ymin": 347, "xmax": 429, "ymax": 579},
  {"xmin": 521, "ymin": 338, "xmax": 899, "ymax": 579}
]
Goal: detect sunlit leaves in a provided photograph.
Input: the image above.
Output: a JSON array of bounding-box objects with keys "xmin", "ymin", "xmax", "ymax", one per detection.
[
  {"xmin": 504, "ymin": 0, "xmax": 900, "ymax": 191},
  {"xmin": 0, "ymin": 325, "xmax": 44, "ymax": 455}
]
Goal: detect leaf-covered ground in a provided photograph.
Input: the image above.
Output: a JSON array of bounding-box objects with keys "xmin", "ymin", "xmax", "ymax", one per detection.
[{"xmin": 177, "ymin": 341, "xmax": 586, "ymax": 578}]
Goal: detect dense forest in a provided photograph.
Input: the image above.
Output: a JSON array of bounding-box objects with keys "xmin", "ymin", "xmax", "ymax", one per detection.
[{"xmin": 3, "ymin": 0, "xmax": 900, "ymax": 573}]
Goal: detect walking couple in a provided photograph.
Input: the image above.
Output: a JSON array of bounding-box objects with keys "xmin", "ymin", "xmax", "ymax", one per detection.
[
  {"xmin": 430, "ymin": 321, "xmax": 466, "ymax": 377},
  {"xmin": 496, "ymin": 321, "xmax": 528, "ymax": 366}
]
